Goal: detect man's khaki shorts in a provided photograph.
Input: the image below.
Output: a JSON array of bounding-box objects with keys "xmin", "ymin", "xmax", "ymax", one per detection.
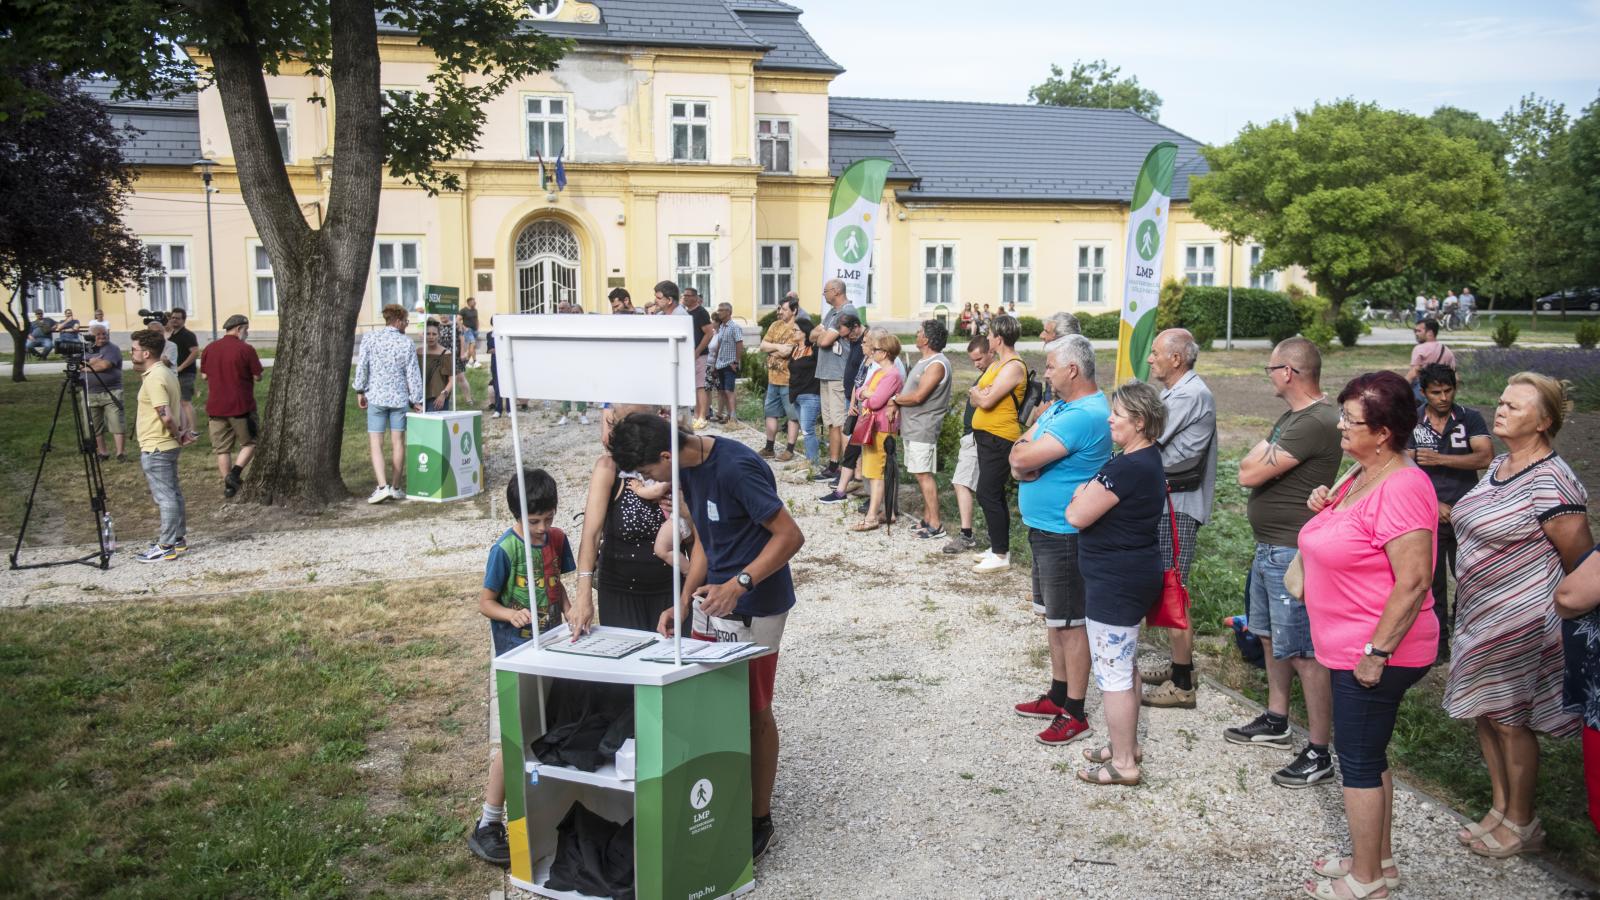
[
  {"xmin": 820, "ymin": 379, "xmax": 848, "ymax": 428},
  {"xmin": 208, "ymin": 412, "xmax": 259, "ymax": 455}
]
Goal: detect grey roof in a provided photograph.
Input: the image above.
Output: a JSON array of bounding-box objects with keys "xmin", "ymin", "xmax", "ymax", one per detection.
[
  {"xmin": 727, "ymin": 0, "xmax": 803, "ymax": 11},
  {"xmin": 440, "ymin": 1, "xmax": 775, "ymax": 54},
  {"xmin": 828, "ymin": 97, "xmax": 1209, "ymax": 203},
  {"xmin": 827, "ymin": 111, "xmax": 917, "ymax": 181},
  {"xmin": 77, "ymin": 79, "xmax": 201, "ymax": 167},
  {"xmin": 730, "ymin": 9, "xmax": 843, "ymax": 73}
]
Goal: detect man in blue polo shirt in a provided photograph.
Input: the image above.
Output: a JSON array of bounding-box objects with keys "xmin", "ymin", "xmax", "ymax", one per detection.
[
  {"xmin": 607, "ymin": 412, "xmax": 805, "ymax": 863},
  {"xmin": 1410, "ymin": 363, "xmax": 1492, "ymax": 658},
  {"xmin": 1007, "ymin": 334, "xmax": 1112, "ymax": 747}
]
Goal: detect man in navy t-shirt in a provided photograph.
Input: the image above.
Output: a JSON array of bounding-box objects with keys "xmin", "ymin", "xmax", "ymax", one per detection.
[{"xmin": 607, "ymin": 412, "xmax": 805, "ymax": 863}]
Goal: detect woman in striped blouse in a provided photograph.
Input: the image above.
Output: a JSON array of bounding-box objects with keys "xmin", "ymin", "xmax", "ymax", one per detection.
[{"xmin": 1444, "ymin": 372, "xmax": 1593, "ymax": 858}]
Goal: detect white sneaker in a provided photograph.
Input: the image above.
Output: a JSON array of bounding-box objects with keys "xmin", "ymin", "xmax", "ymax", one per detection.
[
  {"xmin": 492, "ymin": 410, "xmax": 502, "ymax": 419},
  {"xmin": 368, "ymin": 485, "xmax": 391, "ymax": 504},
  {"xmin": 578, "ymin": 414, "xmax": 590, "ymax": 425},
  {"xmin": 556, "ymin": 415, "xmax": 569, "ymax": 426},
  {"xmin": 389, "ymin": 485, "xmax": 406, "ymax": 500},
  {"xmin": 972, "ymin": 552, "xmax": 1010, "ymax": 573}
]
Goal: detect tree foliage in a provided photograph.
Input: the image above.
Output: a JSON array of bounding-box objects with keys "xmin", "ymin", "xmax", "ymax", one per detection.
[
  {"xmin": 1428, "ymin": 105, "xmax": 1510, "ymax": 173},
  {"xmin": 1563, "ymin": 94, "xmax": 1600, "ymax": 288},
  {"xmin": 0, "ymin": 67, "xmax": 150, "ymax": 381},
  {"xmin": 1028, "ymin": 59, "xmax": 1161, "ymax": 120},
  {"xmin": 0, "ymin": 0, "xmax": 568, "ymax": 505},
  {"xmin": 1482, "ymin": 94, "xmax": 1571, "ymax": 302},
  {"xmin": 1189, "ymin": 99, "xmax": 1507, "ymax": 306}
]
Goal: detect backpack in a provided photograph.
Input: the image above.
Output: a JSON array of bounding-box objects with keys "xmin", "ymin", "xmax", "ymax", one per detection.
[{"xmin": 1016, "ymin": 364, "xmax": 1044, "ymax": 425}]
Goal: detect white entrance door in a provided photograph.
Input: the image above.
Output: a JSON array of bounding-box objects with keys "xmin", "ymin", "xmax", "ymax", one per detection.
[{"xmin": 515, "ymin": 219, "xmax": 580, "ymax": 314}]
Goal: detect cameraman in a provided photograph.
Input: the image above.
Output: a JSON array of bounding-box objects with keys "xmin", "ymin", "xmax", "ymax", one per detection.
[
  {"xmin": 130, "ymin": 328, "xmax": 195, "ymax": 562},
  {"xmin": 166, "ymin": 308, "xmax": 201, "ymax": 440},
  {"xmin": 83, "ymin": 325, "xmax": 127, "ymax": 462}
]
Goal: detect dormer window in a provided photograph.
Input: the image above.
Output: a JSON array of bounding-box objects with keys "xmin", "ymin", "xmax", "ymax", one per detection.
[{"xmin": 527, "ymin": 0, "xmax": 562, "ymax": 19}]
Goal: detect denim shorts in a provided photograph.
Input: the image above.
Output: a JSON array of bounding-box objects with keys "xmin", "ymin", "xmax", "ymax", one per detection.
[
  {"xmin": 764, "ymin": 382, "xmax": 798, "ymax": 420},
  {"xmin": 1247, "ymin": 542, "xmax": 1316, "ymax": 659},
  {"xmin": 715, "ymin": 366, "xmax": 738, "ymax": 392},
  {"xmin": 365, "ymin": 403, "xmax": 408, "ymax": 433},
  {"xmin": 1029, "ymin": 528, "xmax": 1085, "ymax": 628}
]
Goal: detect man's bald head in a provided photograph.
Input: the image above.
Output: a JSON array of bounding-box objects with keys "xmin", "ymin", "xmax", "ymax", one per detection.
[
  {"xmin": 1273, "ymin": 336, "xmax": 1322, "ymax": 384},
  {"xmin": 1155, "ymin": 328, "xmax": 1199, "ymax": 369}
]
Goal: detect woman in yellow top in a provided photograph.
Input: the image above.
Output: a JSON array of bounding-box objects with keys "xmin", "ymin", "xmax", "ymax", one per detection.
[
  {"xmin": 851, "ymin": 334, "xmax": 905, "ymax": 532},
  {"xmin": 968, "ymin": 314, "xmax": 1028, "ymax": 573}
]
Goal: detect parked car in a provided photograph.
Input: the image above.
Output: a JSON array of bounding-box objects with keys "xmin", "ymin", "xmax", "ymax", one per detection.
[{"xmin": 1535, "ymin": 288, "xmax": 1600, "ymax": 312}]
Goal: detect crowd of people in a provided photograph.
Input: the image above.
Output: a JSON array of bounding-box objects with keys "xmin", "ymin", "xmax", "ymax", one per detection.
[{"xmin": 1413, "ymin": 287, "xmax": 1476, "ymax": 327}]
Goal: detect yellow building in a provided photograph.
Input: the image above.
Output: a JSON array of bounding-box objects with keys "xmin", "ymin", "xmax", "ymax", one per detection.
[{"xmin": 41, "ymin": 0, "xmax": 1305, "ymax": 336}]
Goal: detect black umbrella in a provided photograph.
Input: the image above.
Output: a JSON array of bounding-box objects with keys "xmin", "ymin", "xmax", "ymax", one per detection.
[{"xmin": 882, "ymin": 435, "xmax": 899, "ymax": 533}]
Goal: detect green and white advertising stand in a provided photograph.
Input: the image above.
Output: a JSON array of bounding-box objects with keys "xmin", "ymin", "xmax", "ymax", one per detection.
[
  {"xmin": 492, "ymin": 314, "xmax": 758, "ymax": 898},
  {"xmin": 405, "ymin": 284, "xmax": 483, "ymax": 502}
]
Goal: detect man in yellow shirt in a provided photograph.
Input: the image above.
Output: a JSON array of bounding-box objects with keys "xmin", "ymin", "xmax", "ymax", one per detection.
[{"xmin": 130, "ymin": 328, "xmax": 196, "ymax": 562}]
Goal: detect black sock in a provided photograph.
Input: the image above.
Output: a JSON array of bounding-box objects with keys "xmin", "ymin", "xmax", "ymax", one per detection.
[
  {"xmin": 1063, "ymin": 696, "xmax": 1087, "ymax": 722},
  {"xmin": 229, "ymin": 464, "xmax": 243, "ymax": 478},
  {"xmin": 1047, "ymin": 679, "xmax": 1068, "ymax": 707},
  {"xmin": 1171, "ymin": 662, "xmax": 1194, "ymax": 691},
  {"xmin": 1309, "ymin": 742, "xmax": 1329, "ymax": 756},
  {"xmin": 786, "ymin": 442, "xmax": 795, "ymax": 453},
  {"xmin": 1264, "ymin": 711, "xmax": 1288, "ymax": 729},
  {"xmin": 753, "ymin": 814, "xmax": 772, "ymax": 828},
  {"xmin": 764, "ymin": 440, "xmax": 775, "ymax": 451},
  {"xmin": 961, "ymin": 527, "xmax": 973, "ymax": 538}
]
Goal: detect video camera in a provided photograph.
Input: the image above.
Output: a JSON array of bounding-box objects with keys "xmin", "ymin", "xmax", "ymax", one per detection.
[{"xmin": 138, "ymin": 308, "xmax": 170, "ymax": 327}]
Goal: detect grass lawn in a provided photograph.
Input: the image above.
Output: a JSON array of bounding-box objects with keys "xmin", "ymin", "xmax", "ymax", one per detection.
[{"xmin": 0, "ymin": 579, "xmax": 498, "ymax": 898}]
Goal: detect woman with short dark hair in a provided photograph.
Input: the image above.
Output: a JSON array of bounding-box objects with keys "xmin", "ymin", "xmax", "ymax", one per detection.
[{"xmin": 967, "ymin": 314, "xmax": 1027, "ymax": 573}]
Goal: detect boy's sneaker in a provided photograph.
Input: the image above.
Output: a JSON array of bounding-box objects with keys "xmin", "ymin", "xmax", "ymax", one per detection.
[
  {"xmin": 1223, "ymin": 713, "xmax": 1292, "ymax": 748},
  {"xmin": 1014, "ymin": 694, "xmax": 1067, "ymax": 719},
  {"xmin": 467, "ymin": 820, "xmax": 510, "ymax": 867},
  {"xmin": 555, "ymin": 415, "xmax": 569, "ymax": 426},
  {"xmin": 368, "ymin": 485, "xmax": 391, "ymax": 504},
  {"xmin": 818, "ymin": 489, "xmax": 849, "ymax": 504},
  {"xmin": 972, "ymin": 551, "xmax": 1010, "ymax": 573},
  {"xmin": 919, "ymin": 524, "xmax": 947, "ymax": 540},
  {"xmin": 941, "ymin": 532, "xmax": 980, "ymax": 554},
  {"xmin": 753, "ymin": 816, "xmax": 775, "ymax": 861},
  {"xmin": 135, "ymin": 544, "xmax": 175, "ymax": 563},
  {"xmin": 1272, "ymin": 745, "xmax": 1336, "ymax": 788},
  {"xmin": 1036, "ymin": 713, "xmax": 1093, "ymax": 746}
]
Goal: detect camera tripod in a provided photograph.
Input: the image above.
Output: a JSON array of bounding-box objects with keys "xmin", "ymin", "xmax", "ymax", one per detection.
[{"xmin": 10, "ymin": 355, "xmax": 114, "ymax": 570}]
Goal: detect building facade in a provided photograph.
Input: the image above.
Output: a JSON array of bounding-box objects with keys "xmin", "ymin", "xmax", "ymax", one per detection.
[{"xmin": 38, "ymin": 0, "xmax": 1305, "ymax": 336}]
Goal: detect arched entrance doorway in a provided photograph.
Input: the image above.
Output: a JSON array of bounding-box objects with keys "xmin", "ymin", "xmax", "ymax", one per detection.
[{"xmin": 514, "ymin": 218, "xmax": 580, "ymax": 314}]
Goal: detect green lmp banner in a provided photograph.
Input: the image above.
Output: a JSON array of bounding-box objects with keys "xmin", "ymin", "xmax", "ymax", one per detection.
[
  {"xmin": 405, "ymin": 411, "xmax": 483, "ymax": 502},
  {"xmin": 634, "ymin": 664, "xmax": 753, "ymax": 900},
  {"xmin": 822, "ymin": 158, "xmax": 892, "ymax": 308},
  {"xmin": 1114, "ymin": 142, "xmax": 1178, "ymax": 384},
  {"xmin": 424, "ymin": 284, "xmax": 460, "ymax": 316}
]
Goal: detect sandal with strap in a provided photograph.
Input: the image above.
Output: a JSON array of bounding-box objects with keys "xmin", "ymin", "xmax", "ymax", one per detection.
[
  {"xmin": 1076, "ymin": 762, "xmax": 1141, "ymax": 786},
  {"xmin": 1313, "ymin": 856, "xmax": 1399, "ymax": 890},
  {"xmin": 1081, "ymin": 744, "xmax": 1143, "ymax": 765},
  {"xmin": 1469, "ymin": 816, "xmax": 1545, "ymax": 859},
  {"xmin": 1304, "ymin": 873, "xmax": 1388, "ymax": 899},
  {"xmin": 1457, "ymin": 808, "xmax": 1504, "ymax": 846}
]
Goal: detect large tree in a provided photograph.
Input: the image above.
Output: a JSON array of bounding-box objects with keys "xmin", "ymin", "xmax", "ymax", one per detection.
[
  {"xmin": 0, "ymin": 67, "xmax": 150, "ymax": 382},
  {"xmin": 0, "ymin": 1, "xmax": 566, "ymax": 506},
  {"xmin": 1481, "ymin": 95, "xmax": 1571, "ymax": 305},
  {"xmin": 1560, "ymin": 93, "xmax": 1600, "ymax": 289},
  {"xmin": 1189, "ymin": 99, "xmax": 1507, "ymax": 307},
  {"xmin": 1028, "ymin": 59, "xmax": 1162, "ymax": 120}
]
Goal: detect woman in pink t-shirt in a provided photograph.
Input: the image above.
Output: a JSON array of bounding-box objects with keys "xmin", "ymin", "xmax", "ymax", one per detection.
[{"xmin": 1298, "ymin": 371, "xmax": 1438, "ymax": 900}]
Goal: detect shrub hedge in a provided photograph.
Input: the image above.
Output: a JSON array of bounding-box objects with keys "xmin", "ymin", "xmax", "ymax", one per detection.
[{"xmin": 1176, "ymin": 286, "xmax": 1301, "ymax": 341}]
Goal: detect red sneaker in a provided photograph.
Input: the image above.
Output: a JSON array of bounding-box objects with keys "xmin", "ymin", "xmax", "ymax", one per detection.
[
  {"xmin": 1014, "ymin": 694, "xmax": 1067, "ymax": 719},
  {"xmin": 1036, "ymin": 714, "xmax": 1093, "ymax": 746}
]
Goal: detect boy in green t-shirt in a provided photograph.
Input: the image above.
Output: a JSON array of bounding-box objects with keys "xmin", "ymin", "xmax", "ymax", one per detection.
[{"xmin": 468, "ymin": 469, "xmax": 575, "ymax": 868}]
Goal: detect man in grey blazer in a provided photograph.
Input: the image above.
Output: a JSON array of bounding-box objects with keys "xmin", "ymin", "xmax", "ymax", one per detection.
[{"xmin": 1141, "ymin": 328, "xmax": 1218, "ymax": 709}]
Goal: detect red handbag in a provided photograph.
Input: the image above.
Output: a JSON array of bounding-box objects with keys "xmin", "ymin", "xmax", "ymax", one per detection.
[
  {"xmin": 1147, "ymin": 489, "xmax": 1191, "ymax": 630},
  {"xmin": 848, "ymin": 410, "xmax": 878, "ymax": 446}
]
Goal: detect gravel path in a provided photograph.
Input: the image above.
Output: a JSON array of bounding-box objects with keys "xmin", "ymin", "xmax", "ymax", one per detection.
[{"xmin": 3, "ymin": 410, "xmax": 1586, "ymax": 898}]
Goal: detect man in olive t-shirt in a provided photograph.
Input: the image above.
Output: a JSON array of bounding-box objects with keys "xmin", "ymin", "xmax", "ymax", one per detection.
[{"xmin": 1225, "ymin": 338, "xmax": 1341, "ymax": 790}]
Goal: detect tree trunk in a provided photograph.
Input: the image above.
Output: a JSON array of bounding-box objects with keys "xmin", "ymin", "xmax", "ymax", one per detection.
[{"xmin": 6, "ymin": 277, "xmax": 29, "ymax": 382}]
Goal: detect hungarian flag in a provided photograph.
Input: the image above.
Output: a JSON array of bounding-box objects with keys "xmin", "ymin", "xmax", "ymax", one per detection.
[{"xmin": 536, "ymin": 153, "xmax": 550, "ymax": 192}]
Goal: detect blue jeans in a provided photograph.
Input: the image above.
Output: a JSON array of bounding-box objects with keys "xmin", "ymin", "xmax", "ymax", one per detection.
[
  {"xmin": 25, "ymin": 335, "xmax": 53, "ymax": 357},
  {"xmin": 140, "ymin": 448, "xmax": 186, "ymax": 546},
  {"xmin": 1331, "ymin": 665, "xmax": 1430, "ymax": 788},
  {"xmin": 795, "ymin": 393, "xmax": 821, "ymax": 461}
]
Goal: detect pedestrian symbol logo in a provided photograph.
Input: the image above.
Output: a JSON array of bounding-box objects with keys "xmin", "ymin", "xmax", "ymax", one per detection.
[
  {"xmin": 835, "ymin": 225, "xmax": 867, "ymax": 264},
  {"xmin": 1136, "ymin": 220, "xmax": 1160, "ymax": 262},
  {"xmin": 690, "ymin": 778, "xmax": 714, "ymax": 810}
]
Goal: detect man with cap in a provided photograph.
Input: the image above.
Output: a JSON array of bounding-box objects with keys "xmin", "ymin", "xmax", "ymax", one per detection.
[{"xmin": 200, "ymin": 315, "xmax": 264, "ymax": 497}]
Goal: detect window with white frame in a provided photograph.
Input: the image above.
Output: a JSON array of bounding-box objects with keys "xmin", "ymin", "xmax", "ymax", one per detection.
[
  {"xmin": 1249, "ymin": 244, "xmax": 1278, "ymax": 291},
  {"xmin": 270, "ymin": 101, "xmax": 291, "ymax": 160},
  {"xmin": 758, "ymin": 242, "xmax": 794, "ymax": 306},
  {"xmin": 922, "ymin": 243, "xmax": 956, "ymax": 306},
  {"xmin": 26, "ymin": 280, "xmax": 65, "ymax": 314},
  {"xmin": 1000, "ymin": 244, "xmax": 1032, "ymax": 307},
  {"xmin": 380, "ymin": 88, "xmax": 416, "ymax": 120},
  {"xmin": 249, "ymin": 241, "xmax": 277, "ymax": 315},
  {"xmin": 375, "ymin": 239, "xmax": 421, "ymax": 311},
  {"xmin": 144, "ymin": 242, "xmax": 190, "ymax": 311},
  {"xmin": 1077, "ymin": 244, "xmax": 1108, "ymax": 304},
  {"xmin": 527, "ymin": 0, "xmax": 562, "ymax": 19},
  {"xmin": 524, "ymin": 95, "xmax": 567, "ymax": 160},
  {"xmin": 673, "ymin": 239, "xmax": 714, "ymax": 302},
  {"xmin": 756, "ymin": 118, "xmax": 791, "ymax": 173},
  {"xmin": 671, "ymin": 100, "xmax": 709, "ymax": 162},
  {"xmin": 1184, "ymin": 244, "xmax": 1217, "ymax": 286}
]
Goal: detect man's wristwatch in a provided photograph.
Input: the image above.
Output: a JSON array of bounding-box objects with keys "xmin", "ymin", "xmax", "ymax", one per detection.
[
  {"xmin": 1362, "ymin": 643, "xmax": 1392, "ymax": 660},
  {"xmin": 735, "ymin": 571, "xmax": 754, "ymax": 591}
]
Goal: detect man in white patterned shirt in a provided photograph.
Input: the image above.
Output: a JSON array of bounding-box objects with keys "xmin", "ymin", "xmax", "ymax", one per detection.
[{"xmin": 353, "ymin": 303, "xmax": 424, "ymax": 503}]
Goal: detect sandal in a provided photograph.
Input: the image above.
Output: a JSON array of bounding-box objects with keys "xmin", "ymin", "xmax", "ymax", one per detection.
[
  {"xmin": 1469, "ymin": 816, "xmax": 1545, "ymax": 859},
  {"xmin": 1081, "ymin": 745, "xmax": 1143, "ymax": 765},
  {"xmin": 1457, "ymin": 807, "xmax": 1503, "ymax": 846},
  {"xmin": 1304, "ymin": 873, "xmax": 1387, "ymax": 899},
  {"xmin": 1313, "ymin": 856, "xmax": 1398, "ymax": 890},
  {"xmin": 1076, "ymin": 762, "xmax": 1140, "ymax": 786},
  {"xmin": 848, "ymin": 519, "xmax": 882, "ymax": 532}
]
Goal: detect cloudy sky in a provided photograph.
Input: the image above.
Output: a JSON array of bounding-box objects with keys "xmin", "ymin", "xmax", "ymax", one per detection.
[{"xmin": 795, "ymin": 0, "xmax": 1600, "ymax": 144}]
